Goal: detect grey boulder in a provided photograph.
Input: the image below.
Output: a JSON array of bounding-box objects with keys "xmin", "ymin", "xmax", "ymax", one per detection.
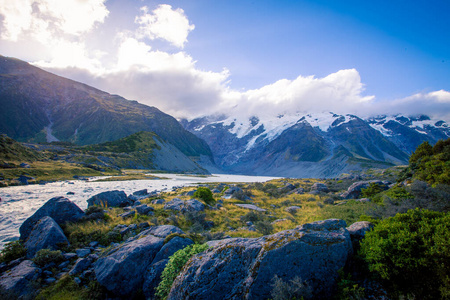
[
  {"xmin": 341, "ymin": 180, "xmax": 389, "ymax": 199},
  {"xmin": 19, "ymin": 196, "xmax": 85, "ymax": 241},
  {"xmin": 310, "ymin": 182, "xmax": 329, "ymax": 194},
  {"xmin": 143, "ymin": 236, "xmax": 194, "ymax": 299},
  {"xmin": 164, "ymin": 198, "xmax": 205, "ymax": 212},
  {"xmin": 168, "ymin": 219, "xmax": 352, "ymax": 300},
  {"xmin": 136, "ymin": 204, "xmax": 154, "ymax": 215},
  {"xmin": 0, "ymin": 260, "xmax": 41, "ymax": 299},
  {"xmin": 24, "ymin": 216, "xmax": 69, "ymax": 258},
  {"xmin": 87, "ymin": 190, "xmax": 129, "ymax": 208},
  {"xmin": 346, "ymin": 221, "xmax": 374, "ymax": 242},
  {"xmin": 235, "ymin": 204, "xmax": 267, "ymax": 212}
]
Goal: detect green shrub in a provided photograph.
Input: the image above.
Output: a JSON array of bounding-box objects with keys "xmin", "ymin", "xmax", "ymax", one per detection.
[
  {"xmin": 361, "ymin": 183, "xmax": 384, "ymax": 198},
  {"xmin": 255, "ymin": 220, "xmax": 273, "ymax": 235},
  {"xmin": 193, "ymin": 187, "xmax": 215, "ymax": 206},
  {"xmin": 335, "ymin": 269, "xmax": 365, "ymax": 300},
  {"xmin": 359, "ymin": 208, "xmax": 450, "ymax": 299},
  {"xmin": 0, "ymin": 240, "xmax": 26, "ymax": 263},
  {"xmin": 33, "ymin": 249, "xmax": 64, "ymax": 267},
  {"xmin": 156, "ymin": 243, "xmax": 209, "ymax": 299}
]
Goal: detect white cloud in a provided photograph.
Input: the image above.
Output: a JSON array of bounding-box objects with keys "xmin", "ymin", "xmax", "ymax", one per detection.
[
  {"xmin": 135, "ymin": 4, "xmax": 194, "ymax": 48},
  {"xmin": 378, "ymin": 90, "xmax": 450, "ymax": 120},
  {"xmin": 0, "ymin": 0, "xmax": 109, "ymax": 42}
]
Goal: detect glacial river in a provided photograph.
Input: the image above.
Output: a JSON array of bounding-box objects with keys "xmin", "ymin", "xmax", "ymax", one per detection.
[{"xmin": 0, "ymin": 173, "xmax": 277, "ymax": 250}]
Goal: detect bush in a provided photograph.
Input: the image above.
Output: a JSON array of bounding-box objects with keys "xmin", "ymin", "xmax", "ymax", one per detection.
[
  {"xmin": 335, "ymin": 269, "xmax": 365, "ymax": 300},
  {"xmin": 255, "ymin": 220, "xmax": 273, "ymax": 235},
  {"xmin": 361, "ymin": 183, "xmax": 384, "ymax": 198},
  {"xmin": 33, "ymin": 249, "xmax": 64, "ymax": 267},
  {"xmin": 359, "ymin": 208, "xmax": 450, "ymax": 299},
  {"xmin": 270, "ymin": 275, "xmax": 312, "ymax": 300},
  {"xmin": 156, "ymin": 243, "xmax": 209, "ymax": 299},
  {"xmin": 193, "ymin": 187, "xmax": 215, "ymax": 206},
  {"xmin": 0, "ymin": 240, "xmax": 26, "ymax": 263}
]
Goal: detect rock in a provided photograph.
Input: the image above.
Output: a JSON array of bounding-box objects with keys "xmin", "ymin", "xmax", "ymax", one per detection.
[
  {"xmin": 66, "ymin": 191, "xmax": 75, "ymax": 195},
  {"xmin": 271, "ymin": 219, "xmax": 289, "ymax": 225},
  {"xmin": 285, "ymin": 206, "xmax": 302, "ymax": 214},
  {"xmin": 235, "ymin": 204, "xmax": 267, "ymax": 212},
  {"xmin": 164, "ymin": 198, "xmax": 205, "ymax": 212},
  {"xmin": 69, "ymin": 257, "xmax": 93, "ymax": 276},
  {"xmin": 142, "ymin": 259, "xmax": 169, "ymax": 299},
  {"xmin": 341, "ymin": 180, "xmax": 389, "ymax": 199},
  {"xmin": 288, "ymin": 187, "xmax": 305, "ymax": 195},
  {"xmin": 0, "ymin": 260, "xmax": 41, "ymax": 299},
  {"xmin": 246, "ymin": 221, "xmax": 253, "ymax": 226},
  {"xmin": 20, "ymin": 196, "xmax": 85, "ymax": 241},
  {"xmin": 136, "ymin": 204, "xmax": 154, "ymax": 215},
  {"xmin": 76, "ymin": 248, "xmax": 91, "ymax": 258},
  {"xmin": 346, "ymin": 221, "xmax": 374, "ymax": 242},
  {"xmin": 151, "ymin": 199, "xmax": 165, "ymax": 204},
  {"xmin": 168, "ymin": 219, "xmax": 352, "ymax": 300},
  {"xmin": 133, "ymin": 189, "xmax": 148, "ymax": 196},
  {"xmin": 224, "ymin": 186, "xmax": 243, "ymax": 195},
  {"xmin": 139, "ymin": 222, "xmax": 150, "ymax": 229},
  {"xmin": 356, "ymin": 198, "xmax": 371, "ymax": 203},
  {"xmin": 310, "ymin": 182, "xmax": 329, "ymax": 193},
  {"xmin": 144, "ymin": 225, "xmax": 184, "ymax": 238},
  {"xmin": 20, "ymin": 163, "xmax": 31, "ymax": 168},
  {"xmin": 212, "ymin": 189, "xmax": 221, "ymax": 193},
  {"xmin": 63, "ymin": 253, "xmax": 77, "ymax": 260},
  {"xmin": 74, "ymin": 277, "xmax": 81, "ymax": 285},
  {"xmin": 44, "ymin": 277, "xmax": 56, "ymax": 284},
  {"xmin": 89, "ymin": 241, "xmax": 99, "ymax": 248},
  {"xmin": 278, "ymin": 183, "xmax": 296, "ymax": 194},
  {"xmin": 18, "ymin": 175, "xmax": 34, "ymax": 185},
  {"xmin": 142, "ymin": 236, "xmax": 193, "ymax": 298},
  {"xmin": 186, "ymin": 190, "xmax": 196, "ymax": 196},
  {"xmin": 94, "ymin": 234, "xmax": 165, "ymax": 297},
  {"xmin": 24, "ymin": 216, "xmax": 69, "ymax": 258},
  {"xmin": 86, "ymin": 190, "xmax": 129, "ymax": 208},
  {"xmin": 119, "ymin": 210, "xmax": 135, "ymax": 219}
]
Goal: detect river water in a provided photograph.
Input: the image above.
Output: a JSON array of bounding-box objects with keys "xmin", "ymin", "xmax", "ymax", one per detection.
[{"xmin": 0, "ymin": 173, "xmax": 277, "ymax": 250}]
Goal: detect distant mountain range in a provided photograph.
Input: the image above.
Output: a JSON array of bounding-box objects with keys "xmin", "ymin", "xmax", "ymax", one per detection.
[
  {"xmin": 0, "ymin": 56, "xmax": 212, "ymax": 164},
  {"xmin": 1, "ymin": 55, "xmax": 448, "ymax": 178},
  {"xmin": 182, "ymin": 112, "xmax": 449, "ymax": 177}
]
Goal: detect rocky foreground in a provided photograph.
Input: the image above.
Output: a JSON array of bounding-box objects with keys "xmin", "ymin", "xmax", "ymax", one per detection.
[{"xmin": 0, "ymin": 186, "xmax": 375, "ymax": 299}]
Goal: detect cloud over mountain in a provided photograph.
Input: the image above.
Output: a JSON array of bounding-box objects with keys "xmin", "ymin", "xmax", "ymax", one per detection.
[{"xmin": 0, "ymin": 1, "xmax": 448, "ymax": 121}]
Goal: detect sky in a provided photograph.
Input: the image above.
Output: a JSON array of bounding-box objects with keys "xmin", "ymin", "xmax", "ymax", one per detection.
[{"xmin": 0, "ymin": 0, "xmax": 449, "ymax": 120}]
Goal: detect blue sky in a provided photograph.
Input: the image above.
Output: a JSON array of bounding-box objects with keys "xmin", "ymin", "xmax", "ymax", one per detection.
[{"xmin": 0, "ymin": 0, "xmax": 449, "ymax": 119}]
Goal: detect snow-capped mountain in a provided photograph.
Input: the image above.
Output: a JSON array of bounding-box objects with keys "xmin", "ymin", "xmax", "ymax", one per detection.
[{"xmin": 181, "ymin": 112, "xmax": 449, "ymax": 178}]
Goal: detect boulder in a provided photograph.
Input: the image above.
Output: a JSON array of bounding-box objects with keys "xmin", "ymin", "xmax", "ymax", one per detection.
[
  {"xmin": 168, "ymin": 219, "xmax": 352, "ymax": 300},
  {"xmin": 341, "ymin": 180, "xmax": 389, "ymax": 199},
  {"xmin": 133, "ymin": 189, "xmax": 148, "ymax": 196},
  {"xmin": 119, "ymin": 210, "xmax": 135, "ymax": 219},
  {"xmin": 145, "ymin": 225, "xmax": 184, "ymax": 238},
  {"xmin": 310, "ymin": 182, "xmax": 329, "ymax": 194},
  {"xmin": 136, "ymin": 204, "xmax": 154, "ymax": 215},
  {"xmin": 94, "ymin": 234, "xmax": 165, "ymax": 297},
  {"xmin": 24, "ymin": 216, "xmax": 69, "ymax": 258},
  {"xmin": 0, "ymin": 260, "xmax": 41, "ymax": 299},
  {"xmin": 278, "ymin": 183, "xmax": 296, "ymax": 194},
  {"xmin": 143, "ymin": 236, "xmax": 194, "ymax": 299},
  {"xmin": 164, "ymin": 198, "xmax": 205, "ymax": 212},
  {"xmin": 285, "ymin": 206, "xmax": 302, "ymax": 214},
  {"xmin": 151, "ymin": 199, "xmax": 165, "ymax": 204},
  {"xmin": 235, "ymin": 204, "xmax": 267, "ymax": 212},
  {"xmin": 69, "ymin": 255, "xmax": 95, "ymax": 276},
  {"xmin": 346, "ymin": 221, "xmax": 374, "ymax": 242},
  {"xmin": 86, "ymin": 190, "xmax": 129, "ymax": 208},
  {"xmin": 20, "ymin": 196, "xmax": 85, "ymax": 241}
]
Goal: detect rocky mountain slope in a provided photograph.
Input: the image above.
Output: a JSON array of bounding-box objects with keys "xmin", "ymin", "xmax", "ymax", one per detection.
[
  {"xmin": 0, "ymin": 56, "xmax": 213, "ymax": 163},
  {"xmin": 182, "ymin": 112, "xmax": 449, "ymax": 177}
]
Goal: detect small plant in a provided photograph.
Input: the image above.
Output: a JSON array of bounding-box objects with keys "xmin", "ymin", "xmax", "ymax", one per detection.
[
  {"xmin": 335, "ymin": 269, "xmax": 365, "ymax": 300},
  {"xmin": 0, "ymin": 240, "xmax": 26, "ymax": 263},
  {"xmin": 156, "ymin": 243, "xmax": 209, "ymax": 299},
  {"xmin": 361, "ymin": 183, "xmax": 384, "ymax": 198},
  {"xmin": 270, "ymin": 275, "xmax": 312, "ymax": 300},
  {"xmin": 255, "ymin": 220, "xmax": 273, "ymax": 235},
  {"xmin": 33, "ymin": 249, "xmax": 64, "ymax": 267},
  {"xmin": 193, "ymin": 187, "xmax": 215, "ymax": 206}
]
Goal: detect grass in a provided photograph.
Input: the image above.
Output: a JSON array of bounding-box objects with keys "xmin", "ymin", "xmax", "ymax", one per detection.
[
  {"xmin": 0, "ymin": 160, "xmax": 120, "ymax": 184},
  {"xmin": 61, "ymin": 177, "xmax": 380, "ymax": 252}
]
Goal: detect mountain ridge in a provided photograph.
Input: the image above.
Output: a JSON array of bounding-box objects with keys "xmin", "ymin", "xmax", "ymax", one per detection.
[{"xmin": 0, "ymin": 55, "xmax": 213, "ymax": 162}]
